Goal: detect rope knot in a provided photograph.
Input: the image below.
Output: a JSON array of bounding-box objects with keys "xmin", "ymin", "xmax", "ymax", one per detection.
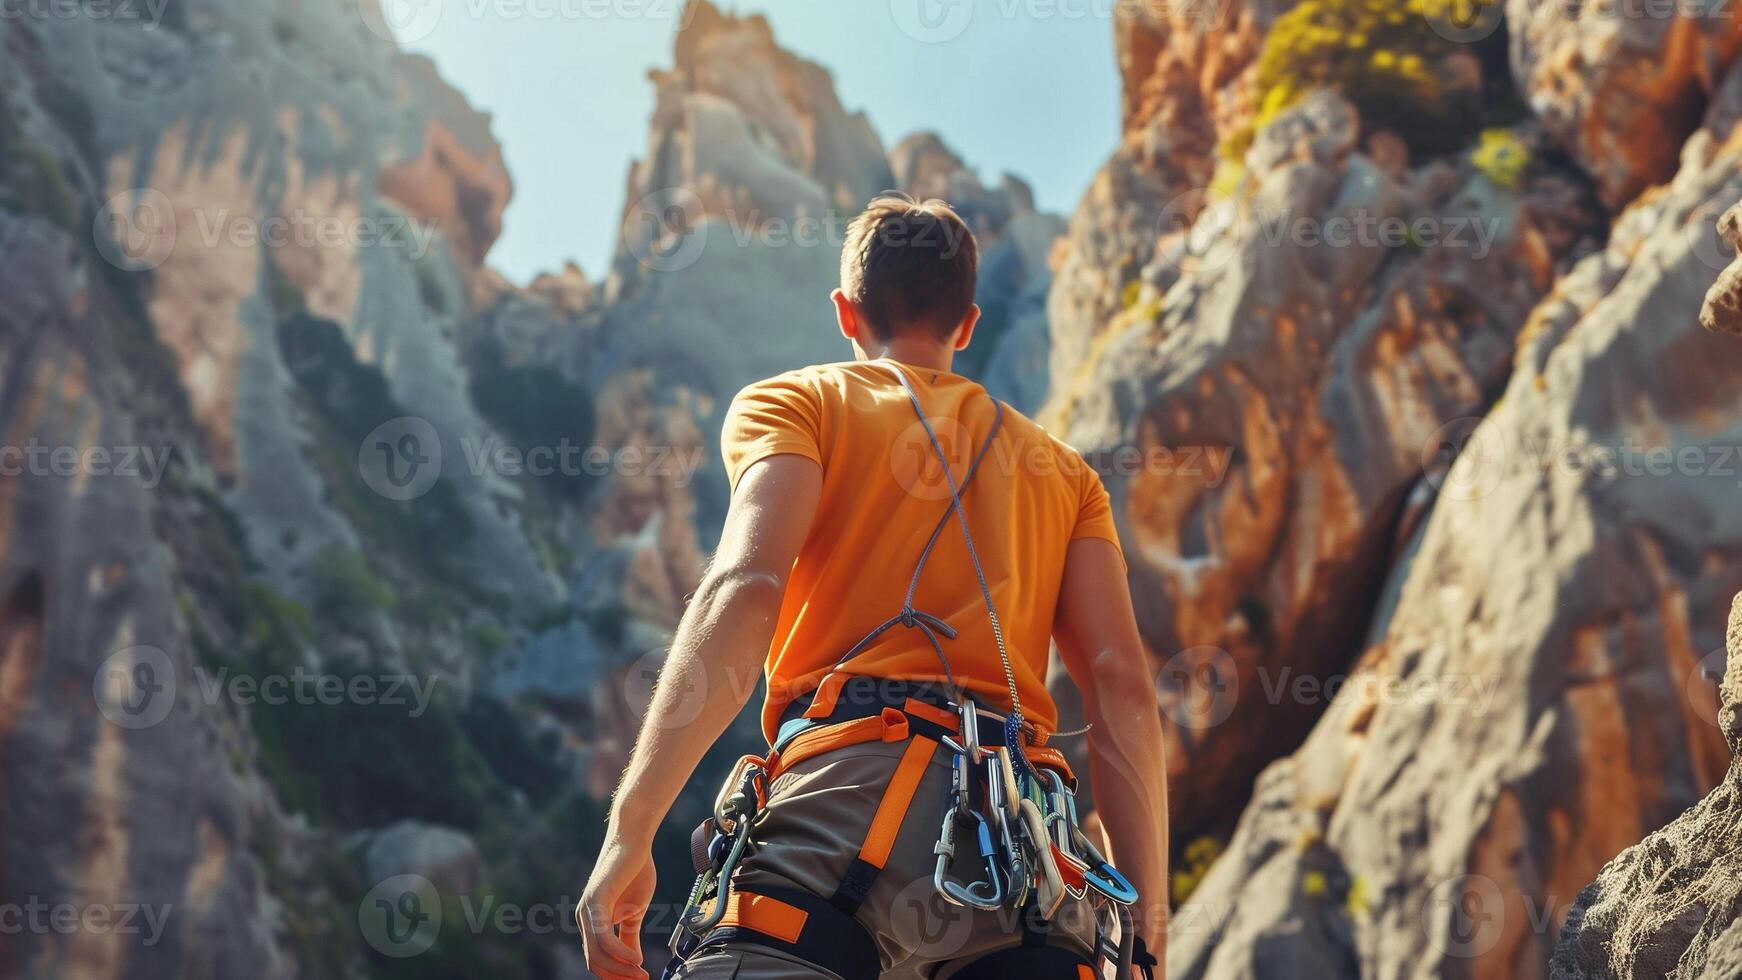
[{"xmin": 898, "ymin": 607, "xmax": 920, "ymax": 629}]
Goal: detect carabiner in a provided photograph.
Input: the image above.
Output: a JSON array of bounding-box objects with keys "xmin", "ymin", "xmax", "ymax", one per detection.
[
  {"xmin": 1072, "ymin": 828, "xmax": 1140, "ymax": 906},
  {"xmin": 1018, "ymin": 798, "xmax": 1067, "ymax": 919},
  {"xmin": 933, "ymin": 809, "xmax": 1005, "ymax": 910}
]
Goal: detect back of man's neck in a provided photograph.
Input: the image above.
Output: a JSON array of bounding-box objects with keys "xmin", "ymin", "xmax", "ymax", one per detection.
[{"xmin": 864, "ymin": 340, "xmax": 954, "ymax": 375}]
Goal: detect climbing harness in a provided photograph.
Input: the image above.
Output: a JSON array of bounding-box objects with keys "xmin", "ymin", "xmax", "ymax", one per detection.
[{"xmin": 664, "ymin": 363, "xmax": 1139, "ymax": 979}]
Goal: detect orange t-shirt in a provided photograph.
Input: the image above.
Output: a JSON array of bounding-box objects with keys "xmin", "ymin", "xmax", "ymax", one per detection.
[{"xmin": 720, "ymin": 358, "xmax": 1124, "ymax": 744}]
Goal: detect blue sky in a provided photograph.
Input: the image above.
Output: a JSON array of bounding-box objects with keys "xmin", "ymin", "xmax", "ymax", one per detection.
[{"xmin": 401, "ymin": 1, "xmax": 1121, "ymax": 285}]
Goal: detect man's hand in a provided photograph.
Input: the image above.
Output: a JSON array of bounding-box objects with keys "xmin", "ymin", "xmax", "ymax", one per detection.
[{"xmin": 577, "ymin": 834, "xmax": 657, "ymax": 980}]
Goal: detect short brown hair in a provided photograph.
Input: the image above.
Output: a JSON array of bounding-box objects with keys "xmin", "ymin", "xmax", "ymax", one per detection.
[{"xmin": 839, "ymin": 194, "xmax": 978, "ymax": 341}]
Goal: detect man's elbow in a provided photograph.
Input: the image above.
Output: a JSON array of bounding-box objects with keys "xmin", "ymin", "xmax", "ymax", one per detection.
[
  {"xmin": 694, "ymin": 561, "xmax": 787, "ymax": 610},
  {"xmin": 1088, "ymin": 645, "xmax": 1159, "ymax": 713}
]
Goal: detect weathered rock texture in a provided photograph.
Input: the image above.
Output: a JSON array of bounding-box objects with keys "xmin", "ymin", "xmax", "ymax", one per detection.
[
  {"xmin": 1699, "ymin": 201, "xmax": 1742, "ymax": 335},
  {"xmin": 1165, "ymin": 67, "xmax": 1742, "ymax": 980},
  {"xmin": 1037, "ymin": 0, "xmax": 1742, "ymax": 976},
  {"xmin": 1047, "ymin": 89, "xmax": 1604, "ymax": 839},
  {"xmin": 1508, "ymin": 0, "xmax": 1742, "ymax": 210},
  {"xmin": 0, "ymin": 2, "xmax": 1065, "ymax": 976},
  {"xmin": 1550, "ymin": 593, "xmax": 1742, "ymax": 979}
]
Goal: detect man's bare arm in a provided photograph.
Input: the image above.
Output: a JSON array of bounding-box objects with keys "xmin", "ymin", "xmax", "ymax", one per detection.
[
  {"xmin": 1053, "ymin": 537, "xmax": 1170, "ymax": 960},
  {"xmin": 579, "ymin": 454, "xmax": 820, "ymax": 979}
]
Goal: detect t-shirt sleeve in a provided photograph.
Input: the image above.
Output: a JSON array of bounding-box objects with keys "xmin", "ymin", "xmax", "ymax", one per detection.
[
  {"xmin": 720, "ymin": 374, "xmax": 824, "ymax": 491},
  {"xmin": 1070, "ymin": 460, "xmax": 1126, "ymax": 563}
]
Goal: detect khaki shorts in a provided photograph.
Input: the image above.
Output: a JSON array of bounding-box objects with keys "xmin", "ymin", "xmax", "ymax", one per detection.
[{"xmin": 671, "ymin": 738, "xmax": 1104, "ymax": 980}]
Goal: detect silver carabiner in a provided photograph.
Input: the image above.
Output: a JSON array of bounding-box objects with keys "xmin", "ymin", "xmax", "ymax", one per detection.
[
  {"xmin": 933, "ymin": 809, "xmax": 1005, "ymax": 910},
  {"xmin": 984, "ymin": 747, "xmax": 1028, "ymax": 908}
]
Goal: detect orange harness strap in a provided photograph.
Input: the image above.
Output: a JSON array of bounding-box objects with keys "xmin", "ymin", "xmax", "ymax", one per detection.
[
  {"xmin": 710, "ymin": 891, "xmax": 809, "ymax": 944},
  {"xmin": 855, "ymin": 734, "xmax": 938, "ymax": 870},
  {"xmin": 760, "ymin": 696, "xmax": 1074, "ymax": 917}
]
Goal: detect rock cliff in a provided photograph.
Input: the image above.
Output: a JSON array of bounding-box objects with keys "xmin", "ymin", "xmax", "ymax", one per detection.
[
  {"xmin": 0, "ymin": 2, "xmax": 1063, "ymax": 976},
  {"xmin": 1038, "ymin": 0, "xmax": 1742, "ymax": 977},
  {"xmin": 9, "ymin": 0, "xmax": 1742, "ymax": 976}
]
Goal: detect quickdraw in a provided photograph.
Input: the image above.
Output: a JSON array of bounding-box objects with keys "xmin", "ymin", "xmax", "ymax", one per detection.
[{"xmin": 666, "ymin": 757, "xmax": 769, "ymax": 972}]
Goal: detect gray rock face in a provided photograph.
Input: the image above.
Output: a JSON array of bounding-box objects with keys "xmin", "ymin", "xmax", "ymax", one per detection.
[
  {"xmin": 1047, "ymin": 89, "xmax": 1604, "ymax": 840},
  {"xmin": 360, "ymin": 822, "xmax": 485, "ymax": 896},
  {"xmin": 1167, "ymin": 78, "xmax": 1742, "ymax": 980},
  {"xmin": 1549, "ymin": 594, "xmax": 1742, "ymax": 978},
  {"xmin": 1508, "ymin": 0, "xmax": 1742, "ymax": 209}
]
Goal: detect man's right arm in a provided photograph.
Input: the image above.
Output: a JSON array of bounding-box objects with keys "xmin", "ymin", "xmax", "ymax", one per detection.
[{"xmin": 1053, "ymin": 536, "xmax": 1170, "ymax": 964}]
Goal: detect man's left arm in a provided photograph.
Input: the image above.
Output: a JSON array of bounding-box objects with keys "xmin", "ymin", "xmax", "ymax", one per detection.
[{"xmin": 577, "ymin": 454, "xmax": 822, "ymax": 980}]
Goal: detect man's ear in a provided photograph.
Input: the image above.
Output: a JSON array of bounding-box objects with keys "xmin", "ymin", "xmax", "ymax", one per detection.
[
  {"xmin": 952, "ymin": 304, "xmax": 982, "ymax": 351},
  {"xmin": 832, "ymin": 289, "xmax": 860, "ymax": 342}
]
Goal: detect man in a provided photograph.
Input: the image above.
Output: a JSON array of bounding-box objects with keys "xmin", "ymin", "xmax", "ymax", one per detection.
[{"xmin": 580, "ymin": 195, "xmax": 1170, "ymax": 979}]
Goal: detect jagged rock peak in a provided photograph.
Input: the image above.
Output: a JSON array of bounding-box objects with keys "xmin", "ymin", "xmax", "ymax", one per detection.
[{"xmin": 888, "ymin": 131, "xmax": 1037, "ymax": 240}]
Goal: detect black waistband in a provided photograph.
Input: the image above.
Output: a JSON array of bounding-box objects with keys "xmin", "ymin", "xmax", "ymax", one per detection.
[
  {"xmin": 698, "ymin": 883, "xmax": 880, "ymax": 980},
  {"xmin": 780, "ymin": 676, "xmax": 1016, "ymax": 747}
]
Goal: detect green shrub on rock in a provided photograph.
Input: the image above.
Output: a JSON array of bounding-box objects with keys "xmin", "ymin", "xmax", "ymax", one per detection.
[{"xmin": 1230, "ymin": 0, "xmax": 1495, "ymax": 160}]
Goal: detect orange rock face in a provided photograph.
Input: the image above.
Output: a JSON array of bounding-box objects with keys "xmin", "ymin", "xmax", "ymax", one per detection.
[
  {"xmin": 377, "ymin": 54, "xmax": 514, "ymax": 276},
  {"xmin": 1167, "ymin": 87, "xmax": 1742, "ymax": 978},
  {"xmin": 1047, "ymin": 90, "xmax": 1603, "ymax": 841},
  {"xmin": 1511, "ymin": 0, "xmax": 1742, "ymax": 209}
]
